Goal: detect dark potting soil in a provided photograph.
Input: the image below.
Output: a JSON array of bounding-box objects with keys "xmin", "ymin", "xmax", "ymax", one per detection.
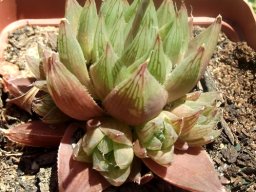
[{"xmin": 0, "ymin": 25, "xmax": 255, "ymax": 192}]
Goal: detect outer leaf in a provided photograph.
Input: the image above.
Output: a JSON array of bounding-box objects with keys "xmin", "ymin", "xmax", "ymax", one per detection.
[
  {"xmin": 58, "ymin": 124, "xmax": 110, "ymax": 192},
  {"xmin": 164, "ymin": 46, "xmax": 205, "ymax": 102},
  {"xmin": 25, "ymin": 46, "xmax": 41, "ymax": 79},
  {"xmin": 44, "ymin": 52, "xmax": 103, "ymax": 120},
  {"xmin": 143, "ymin": 148, "xmax": 226, "ymax": 192},
  {"xmin": 42, "ymin": 106, "xmax": 71, "ymax": 124},
  {"xmin": 0, "ymin": 121, "xmax": 66, "ymax": 147},
  {"xmin": 32, "ymin": 93, "xmax": 58, "ymax": 116},
  {"xmin": 32, "ymin": 94, "xmax": 70, "ymax": 123},
  {"xmin": 77, "ymin": 0, "xmax": 98, "ymax": 61},
  {"xmin": 187, "ymin": 16, "xmax": 222, "ymax": 79},
  {"xmin": 8, "ymin": 86, "xmax": 39, "ymax": 114},
  {"xmin": 3, "ymin": 77, "xmax": 36, "ymax": 97},
  {"xmin": 58, "ymin": 20, "xmax": 91, "ymax": 89},
  {"xmin": 90, "ymin": 44, "xmax": 118, "ymax": 100},
  {"xmin": 65, "ymin": 0, "xmax": 82, "ymax": 34},
  {"xmin": 103, "ymin": 63, "xmax": 168, "ymax": 125}
]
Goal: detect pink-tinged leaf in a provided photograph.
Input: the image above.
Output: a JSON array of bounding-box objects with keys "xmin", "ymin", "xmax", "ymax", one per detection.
[
  {"xmin": 143, "ymin": 148, "xmax": 226, "ymax": 192},
  {"xmin": 44, "ymin": 52, "xmax": 103, "ymax": 120},
  {"xmin": 0, "ymin": 121, "xmax": 67, "ymax": 147},
  {"xmin": 8, "ymin": 86, "xmax": 39, "ymax": 114},
  {"xmin": 103, "ymin": 63, "xmax": 168, "ymax": 125},
  {"xmin": 3, "ymin": 77, "xmax": 36, "ymax": 96},
  {"xmin": 58, "ymin": 124, "xmax": 110, "ymax": 192}
]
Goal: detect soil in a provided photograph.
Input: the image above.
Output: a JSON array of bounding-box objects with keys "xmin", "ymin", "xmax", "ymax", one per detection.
[{"xmin": 0, "ymin": 25, "xmax": 255, "ymax": 192}]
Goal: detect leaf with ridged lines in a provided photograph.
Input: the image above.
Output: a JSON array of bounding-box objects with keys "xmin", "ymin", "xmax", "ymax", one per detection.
[
  {"xmin": 157, "ymin": 0, "xmax": 175, "ymax": 28},
  {"xmin": 100, "ymin": 0, "xmax": 128, "ymax": 34},
  {"xmin": 77, "ymin": 0, "xmax": 98, "ymax": 62},
  {"xmin": 148, "ymin": 34, "xmax": 172, "ymax": 84},
  {"xmin": 92, "ymin": 16, "xmax": 109, "ymax": 62},
  {"xmin": 0, "ymin": 121, "xmax": 67, "ymax": 147},
  {"xmin": 8, "ymin": 86, "xmax": 39, "ymax": 114},
  {"xmin": 90, "ymin": 44, "xmax": 118, "ymax": 100},
  {"xmin": 65, "ymin": 0, "xmax": 82, "ymax": 34},
  {"xmin": 58, "ymin": 20, "xmax": 91, "ymax": 90},
  {"xmin": 187, "ymin": 16, "xmax": 222, "ymax": 79},
  {"xmin": 103, "ymin": 63, "xmax": 168, "ymax": 125},
  {"xmin": 164, "ymin": 46, "xmax": 205, "ymax": 102},
  {"xmin": 44, "ymin": 52, "xmax": 103, "ymax": 120},
  {"xmin": 163, "ymin": 3, "xmax": 190, "ymax": 65}
]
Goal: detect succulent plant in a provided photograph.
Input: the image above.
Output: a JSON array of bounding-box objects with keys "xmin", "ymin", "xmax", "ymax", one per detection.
[{"xmin": 1, "ymin": 0, "xmax": 226, "ymax": 191}]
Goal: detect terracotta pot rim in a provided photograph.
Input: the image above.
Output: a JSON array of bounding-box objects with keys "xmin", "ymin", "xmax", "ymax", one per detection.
[{"xmin": 0, "ymin": 16, "xmax": 240, "ymax": 61}]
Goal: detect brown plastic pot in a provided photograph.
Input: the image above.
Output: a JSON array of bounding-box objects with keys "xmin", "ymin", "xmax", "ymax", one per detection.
[{"xmin": 0, "ymin": 0, "xmax": 255, "ymax": 49}]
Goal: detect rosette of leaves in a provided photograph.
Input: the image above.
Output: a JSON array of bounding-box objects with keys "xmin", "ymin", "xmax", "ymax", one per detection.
[{"xmin": 1, "ymin": 0, "xmax": 226, "ymax": 191}]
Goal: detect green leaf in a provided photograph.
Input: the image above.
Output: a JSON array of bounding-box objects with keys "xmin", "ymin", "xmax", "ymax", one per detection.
[
  {"xmin": 109, "ymin": 15, "xmax": 127, "ymax": 56},
  {"xmin": 82, "ymin": 128, "xmax": 105, "ymax": 156},
  {"xmin": 65, "ymin": 0, "xmax": 82, "ymax": 34},
  {"xmin": 73, "ymin": 138, "xmax": 91, "ymax": 163},
  {"xmin": 187, "ymin": 16, "xmax": 222, "ymax": 78},
  {"xmin": 99, "ymin": 118, "xmax": 132, "ymax": 146},
  {"xmin": 77, "ymin": 0, "xmax": 98, "ymax": 62},
  {"xmin": 163, "ymin": 4, "xmax": 190, "ymax": 64},
  {"xmin": 90, "ymin": 44, "xmax": 118, "ymax": 100},
  {"xmin": 124, "ymin": 0, "xmax": 150, "ymax": 47},
  {"xmin": 157, "ymin": 0, "xmax": 175, "ymax": 28},
  {"xmin": 57, "ymin": 19, "xmax": 91, "ymax": 90},
  {"xmin": 124, "ymin": 0, "xmax": 141, "ymax": 22},
  {"xmin": 148, "ymin": 35, "xmax": 172, "ymax": 84},
  {"xmin": 44, "ymin": 52, "xmax": 103, "ymax": 120},
  {"xmin": 100, "ymin": 0, "xmax": 128, "ymax": 34},
  {"xmin": 92, "ymin": 16, "xmax": 109, "ymax": 62},
  {"xmin": 147, "ymin": 146, "xmax": 174, "ymax": 166},
  {"xmin": 93, "ymin": 148, "xmax": 111, "ymax": 172},
  {"xmin": 100, "ymin": 166, "xmax": 131, "ymax": 186},
  {"xmin": 97, "ymin": 137, "xmax": 113, "ymax": 155},
  {"xmin": 113, "ymin": 143, "xmax": 134, "ymax": 169},
  {"xmin": 164, "ymin": 46, "xmax": 205, "ymax": 102},
  {"xmin": 103, "ymin": 63, "xmax": 168, "ymax": 125}
]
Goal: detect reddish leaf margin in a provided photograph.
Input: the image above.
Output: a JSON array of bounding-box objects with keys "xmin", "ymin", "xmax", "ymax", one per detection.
[{"xmin": 143, "ymin": 147, "xmax": 226, "ymax": 192}]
